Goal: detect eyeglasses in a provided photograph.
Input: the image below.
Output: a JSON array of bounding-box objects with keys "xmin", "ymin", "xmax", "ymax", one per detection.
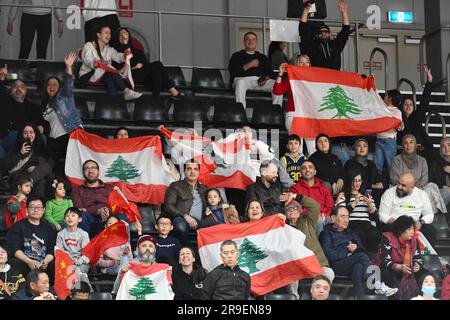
[
  {"xmin": 28, "ymin": 206, "xmax": 44, "ymax": 211},
  {"xmin": 158, "ymin": 222, "xmax": 171, "ymax": 226},
  {"xmin": 83, "ymin": 166, "xmax": 99, "ymax": 171},
  {"xmin": 286, "ymin": 207, "xmax": 301, "ymax": 212}
]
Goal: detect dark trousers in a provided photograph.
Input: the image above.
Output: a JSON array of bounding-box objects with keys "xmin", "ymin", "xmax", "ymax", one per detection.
[
  {"xmin": 79, "ymin": 71, "xmax": 128, "ymax": 98},
  {"xmin": 19, "ymin": 13, "xmax": 51, "ymax": 59},
  {"xmin": 382, "ymin": 223, "xmax": 437, "ymax": 247},
  {"xmin": 173, "ymin": 216, "xmax": 217, "ymax": 246},
  {"xmin": 332, "ymin": 252, "xmax": 372, "ymax": 297},
  {"xmin": 133, "ymin": 61, "xmax": 175, "ymax": 98},
  {"xmin": 9, "ymin": 257, "xmax": 55, "ymax": 286},
  {"xmin": 349, "ymin": 220, "xmax": 381, "ymax": 253},
  {"xmin": 78, "ymin": 211, "xmax": 129, "ymax": 238},
  {"xmin": 84, "ymin": 14, "xmax": 121, "ymax": 45}
]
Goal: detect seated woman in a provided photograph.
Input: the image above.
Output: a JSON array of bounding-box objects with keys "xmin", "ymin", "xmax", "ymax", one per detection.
[
  {"xmin": 114, "ymin": 27, "xmax": 182, "ymax": 99},
  {"xmin": 245, "ymin": 200, "xmax": 267, "ymax": 222},
  {"xmin": 410, "ymin": 273, "xmax": 439, "ymax": 300},
  {"xmin": 429, "ymin": 137, "xmax": 450, "ymax": 207},
  {"xmin": 375, "ymin": 215, "xmax": 423, "ymax": 300},
  {"xmin": 335, "ymin": 169, "xmax": 380, "ymax": 253},
  {"xmin": 309, "ymin": 133, "xmax": 345, "ymax": 196},
  {"xmin": 390, "ymin": 134, "xmax": 447, "ymax": 214},
  {"xmin": 172, "ymin": 247, "xmax": 207, "ymax": 300},
  {"xmin": 1, "ymin": 123, "xmax": 52, "ymax": 198},
  {"xmin": 78, "ymin": 25, "xmax": 142, "ymax": 101},
  {"xmin": 41, "ymin": 51, "xmax": 83, "ymax": 158}
]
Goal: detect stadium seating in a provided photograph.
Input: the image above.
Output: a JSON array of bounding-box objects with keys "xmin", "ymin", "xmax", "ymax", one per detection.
[
  {"xmin": 251, "ymin": 103, "xmax": 285, "ymax": 128},
  {"xmin": 36, "ymin": 61, "xmax": 67, "ymax": 87},
  {"xmin": 191, "ymin": 67, "xmax": 227, "ymax": 95},
  {"xmin": 164, "ymin": 66, "xmax": 188, "ymax": 88},
  {"xmin": 89, "ymin": 292, "xmax": 113, "ymax": 300},
  {"xmin": 263, "ymin": 293, "xmax": 297, "ymax": 300},
  {"xmin": 74, "ymin": 96, "xmax": 92, "ymax": 119},
  {"xmin": 133, "ymin": 97, "xmax": 170, "ymax": 123},
  {"xmin": 213, "ymin": 101, "xmax": 248, "ymax": 125},
  {"xmin": 422, "ymin": 254, "xmax": 446, "ymax": 282},
  {"xmin": 94, "ymin": 97, "xmax": 130, "ymax": 121},
  {"xmin": 172, "ymin": 98, "xmax": 209, "ymax": 124},
  {"xmin": 0, "ymin": 59, "xmax": 31, "ymax": 81}
]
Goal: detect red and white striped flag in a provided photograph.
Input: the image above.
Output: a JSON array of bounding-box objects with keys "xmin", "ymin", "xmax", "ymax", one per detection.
[
  {"xmin": 160, "ymin": 126, "xmax": 257, "ymax": 190},
  {"xmin": 287, "ymin": 65, "xmax": 402, "ymax": 138},
  {"xmin": 65, "ymin": 128, "xmax": 175, "ymax": 204},
  {"xmin": 197, "ymin": 215, "xmax": 323, "ymax": 296}
]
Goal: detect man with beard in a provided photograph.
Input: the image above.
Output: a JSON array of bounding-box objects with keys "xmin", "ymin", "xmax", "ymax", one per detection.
[
  {"xmin": 71, "ymin": 159, "xmax": 115, "ymax": 236},
  {"xmin": 246, "ymin": 160, "xmax": 293, "ymax": 216},
  {"xmin": 379, "ymin": 173, "xmax": 436, "ymax": 245}
]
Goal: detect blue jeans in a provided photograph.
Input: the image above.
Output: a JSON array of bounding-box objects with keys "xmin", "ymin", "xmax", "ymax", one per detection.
[
  {"xmin": 440, "ymin": 188, "xmax": 450, "ymax": 205},
  {"xmin": 374, "ymin": 138, "xmax": 397, "ymax": 175},
  {"xmin": 0, "ymin": 131, "xmax": 18, "ymax": 159},
  {"xmin": 79, "ymin": 211, "xmax": 129, "ymax": 237},
  {"xmin": 332, "ymin": 252, "xmax": 372, "ymax": 297},
  {"xmin": 173, "ymin": 216, "xmax": 217, "ymax": 244},
  {"xmin": 331, "ymin": 144, "xmax": 355, "ymax": 167}
]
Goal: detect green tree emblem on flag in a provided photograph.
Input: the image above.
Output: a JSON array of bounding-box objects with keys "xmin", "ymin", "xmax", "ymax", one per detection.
[
  {"xmin": 129, "ymin": 277, "xmax": 157, "ymax": 300},
  {"xmin": 203, "ymin": 144, "xmax": 227, "ymax": 170},
  {"xmin": 237, "ymin": 238, "xmax": 268, "ymax": 274},
  {"xmin": 318, "ymin": 85, "xmax": 362, "ymax": 119},
  {"xmin": 105, "ymin": 155, "xmax": 140, "ymax": 182}
]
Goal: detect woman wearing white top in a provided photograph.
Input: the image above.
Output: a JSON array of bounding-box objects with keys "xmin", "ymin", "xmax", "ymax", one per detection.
[
  {"xmin": 78, "ymin": 25, "xmax": 142, "ymax": 101},
  {"xmin": 411, "ymin": 273, "xmax": 439, "ymax": 300}
]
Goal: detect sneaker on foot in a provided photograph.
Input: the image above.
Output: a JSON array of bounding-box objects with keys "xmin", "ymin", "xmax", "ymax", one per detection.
[
  {"xmin": 124, "ymin": 90, "xmax": 143, "ymax": 101},
  {"xmin": 374, "ymin": 282, "xmax": 398, "ymax": 297}
]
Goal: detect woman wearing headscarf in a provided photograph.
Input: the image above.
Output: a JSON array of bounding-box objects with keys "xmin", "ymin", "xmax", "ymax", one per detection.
[
  {"xmin": 429, "ymin": 137, "xmax": 450, "ymax": 206},
  {"xmin": 390, "ymin": 134, "xmax": 447, "ymax": 214}
]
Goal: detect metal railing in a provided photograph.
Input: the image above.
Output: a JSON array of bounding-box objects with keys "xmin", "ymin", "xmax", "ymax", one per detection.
[
  {"xmin": 397, "ymin": 78, "xmax": 417, "ymax": 109},
  {"xmin": 419, "ymin": 26, "xmax": 450, "ymax": 86},
  {"xmin": 446, "ymin": 53, "xmax": 450, "ymax": 102},
  {"xmin": 369, "ymin": 47, "xmax": 389, "ymax": 93},
  {"xmin": 425, "ymin": 111, "xmax": 447, "ymax": 138}
]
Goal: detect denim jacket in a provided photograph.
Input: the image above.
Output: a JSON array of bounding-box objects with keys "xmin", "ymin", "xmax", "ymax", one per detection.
[{"xmin": 48, "ymin": 72, "xmax": 83, "ymax": 133}]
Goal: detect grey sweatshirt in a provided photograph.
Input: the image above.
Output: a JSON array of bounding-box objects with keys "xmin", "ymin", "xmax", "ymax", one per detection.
[{"xmin": 56, "ymin": 228, "xmax": 90, "ymax": 265}]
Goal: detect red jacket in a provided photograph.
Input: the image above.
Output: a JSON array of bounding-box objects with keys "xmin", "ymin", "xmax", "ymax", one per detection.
[
  {"xmin": 272, "ymin": 79, "xmax": 294, "ymax": 112},
  {"xmin": 72, "ymin": 180, "xmax": 114, "ymax": 215},
  {"xmin": 289, "ymin": 178, "xmax": 334, "ymax": 217}
]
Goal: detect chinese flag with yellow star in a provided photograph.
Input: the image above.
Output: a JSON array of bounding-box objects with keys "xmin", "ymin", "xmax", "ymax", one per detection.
[
  {"xmin": 107, "ymin": 186, "xmax": 141, "ymax": 223},
  {"xmin": 82, "ymin": 220, "xmax": 129, "ymax": 267},
  {"xmin": 54, "ymin": 248, "xmax": 78, "ymax": 300}
]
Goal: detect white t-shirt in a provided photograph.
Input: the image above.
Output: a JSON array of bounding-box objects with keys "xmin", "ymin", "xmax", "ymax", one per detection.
[
  {"xmin": 83, "ymin": 0, "xmax": 117, "ymax": 21},
  {"xmin": 410, "ymin": 295, "xmax": 438, "ymax": 300},
  {"xmin": 43, "ymin": 107, "xmax": 66, "ymax": 139},
  {"xmin": 376, "ymin": 105, "xmax": 403, "ymax": 139}
]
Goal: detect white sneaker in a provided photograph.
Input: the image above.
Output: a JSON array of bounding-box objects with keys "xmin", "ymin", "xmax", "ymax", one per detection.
[
  {"xmin": 374, "ymin": 281, "xmax": 398, "ymax": 297},
  {"xmin": 124, "ymin": 90, "xmax": 143, "ymax": 101}
]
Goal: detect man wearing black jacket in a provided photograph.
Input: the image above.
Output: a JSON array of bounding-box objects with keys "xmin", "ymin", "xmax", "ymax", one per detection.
[
  {"xmin": 299, "ymin": 0, "xmax": 350, "ymax": 70},
  {"xmin": 201, "ymin": 240, "xmax": 251, "ymax": 300}
]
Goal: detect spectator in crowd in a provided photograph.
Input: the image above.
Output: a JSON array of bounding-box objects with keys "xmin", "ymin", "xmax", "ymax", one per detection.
[
  {"xmin": 71, "ymin": 159, "xmax": 115, "ymax": 236},
  {"xmin": 154, "ymin": 216, "xmax": 181, "ymax": 267},
  {"xmin": 441, "ymin": 275, "xmax": 450, "ymax": 300},
  {"xmin": 206, "ymin": 188, "xmax": 240, "ymax": 224},
  {"xmin": 40, "ymin": 51, "xmax": 82, "ymax": 158},
  {"xmin": 284, "ymin": 196, "xmax": 335, "ymax": 282},
  {"xmin": 430, "ymin": 137, "xmax": 450, "ymax": 206},
  {"xmin": 309, "ymin": 133, "xmax": 345, "ymax": 196},
  {"xmin": 310, "ymin": 275, "xmax": 331, "ymax": 300},
  {"xmin": 0, "ymin": 245, "xmax": 26, "ymax": 300},
  {"xmin": 375, "ymin": 215, "xmax": 423, "ymax": 300},
  {"xmin": 379, "ymin": 173, "xmax": 437, "ymax": 246},
  {"xmin": 96, "ymin": 215, "xmax": 133, "ymax": 275},
  {"xmin": 280, "ymin": 134, "xmax": 307, "ymax": 184},
  {"xmin": 5, "ymin": 176, "xmax": 33, "ymax": 228},
  {"xmin": 44, "ymin": 178, "xmax": 73, "ymax": 232},
  {"xmin": 390, "ymin": 134, "xmax": 447, "ymax": 215},
  {"xmin": 172, "ymin": 247, "xmax": 208, "ymax": 300},
  {"xmin": 6, "ymin": 197, "xmax": 56, "ymax": 282},
  {"xmin": 2, "ymin": 123, "xmax": 52, "ymax": 198},
  {"xmin": 79, "ymin": 25, "xmax": 142, "ymax": 100},
  {"xmin": 67, "ymin": 280, "xmax": 91, "ymax": 300},
  {"xmin": 164, "ymin": 159, "xmax": 216, "ymax": 244},
  {"xmin": 411, "ymin": 273, "xmax": 439, "ymax": 300},
  {"xmin": 399, "ymin": 65, "xmax": 436, "ymax": 163},
  {"xmin": 83, "ymin": 0, "xmax": 120, "ymax": 44},
  {"xmin": 245, "ymin": 200, "xmax": 266, "ymax": 222},
  {"xmin": 299, "ymin": 0, "xmax": 350, "ymax": 70},
  {"xmin": 114, "ymin": 27, "xmax": 183, "ymax": 100},
  {"xmin": 7, "ymin": 0, "xmax": 64, "ymax": 59},
  {"xmin": 114, "ymin": 126, "xmax": 129, "ymax": 139},
  {"xmin": 11, "ymin": 269, "xmax": 56, "ymax": 300},
  {"xmin": 267, "ymin": 41, "xmax": 288, "ymax": 74},
  {"xmin": 375, "ymin": 89, "xmax": 404, "ymax": 176},
  {"xmin": 344, "ymin": 138, "xmax": 384, "ymax": 205},
  {"xmin": 0, "ymin": 65, "xmax": 48, "ymax": 160},
  {"xmin": 246, "ymin": 160, "xmax": 292, "ymax": 215},
  {"xmin": 201, "ymin": 240, "xmax": 251, "ymax": 300},
  {"xmin": 335, "ymin": 170, "xmax": 380, "ymax": 253},
  {"xmin": 289, "ymin": 160, "xmax": 334, "ymax": 236},
  {"xmin": 56, "ymin": 207, "xmax": 91, "ymax": 274},
  {"xmin": 228, "ymin": 32, "xmax": 283, "ymax": 108},
  {"xmin": 319, "ymin": 206, "xmax": 372, "ymax": 297}
]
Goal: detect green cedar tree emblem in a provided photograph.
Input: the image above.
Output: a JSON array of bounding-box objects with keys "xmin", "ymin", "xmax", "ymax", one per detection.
[
  {"xmin": 237, "ymin": 238, "xmax": 268, "ymax": 274},
  {"xmin": 105, "ymin": 155, "xmax": 140, "ymax": 182},
  {"xmin": 318, "ymin": 85, "xmax": 362, "ymax": 119},
  {"xmin": 129, "ymin": 277, "xmax": 157, "ymax": 300}
]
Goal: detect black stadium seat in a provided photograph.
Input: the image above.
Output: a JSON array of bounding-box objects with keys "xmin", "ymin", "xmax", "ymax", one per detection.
[
  {"xmin": 134, "ymin": 97, "xmax": 169, "ymax": 123},
  {"xmin": 355, "ymin": 294, "xmax": 388, "ymax": 300},
  {"xmin": 74, "ymin": 96, "xmax": 92, "ymax": 119},
  {"xmin": 432, "ymin": 212, "xmax": 450, "ymax": 240},
  {"xmin": 36, "ymin": 61, "xmax": 67, "ymax": 85},
  {"xmin": 213, "ymin": 101, "xmax": 247, "ymax": 125},
  {"xmin": 252, "ymin": 103, "xmax": 285, "ymax": 128},
  {"xmin": 422, "ymin": 254, "xmax": 445, "ymax": 282},
  {"xmin": 94, "ymin": 97, "xmax": 130, "ymax": 121},
  {"xmin": 0, "ymin": 59, "xmax": 31, "ymax": 81},
  {"xmin": 191, "ymin": 67, "xmax": 226, "ymax": 94},
  {"xmin": 164, "ymin": 66, "xmax": 187, "ymax": 88},
  {"xmin": 137, "ymin": 205, "xmax": 158, "ymax": 234},
  {"xmin": 263, "ymin": 293, "xmax": 297, "ymax": 300},
  {"xmin": 89, "ymin": 292, "xmax": 113, "ymax": 300},
  {"xmin": 172, "ymin": 98, "xmax": 208, "ymax": 123}
]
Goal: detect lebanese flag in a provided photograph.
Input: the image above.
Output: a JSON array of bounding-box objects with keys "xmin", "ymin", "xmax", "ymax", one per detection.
[
  {"xmin": 107, "ymin": 186, "xmax": 141, "ymax": 223},
  {"xmin": 116, "ymin": 263, "xmax": 174, "ymax": 300},
  {"xmin": 65, "ymin": 128, "xmax": 175, "ymax": 204},
  {"xmin": 287, "ymin": 65, "xmax": 402, "ymax": 138},
  {"xmin": 160, "ymin": 126, "xmax": 256, "ymax": 190},
  {"xmin": 415, "ymin": 230, "xmax": 437, "ymax": 255},
  {"xmin": 82, "ymin": 220, "xmax": 128, "ymax": 267},
  {"xmin": 54, "ymin": 248, "xmax": 78, "ymax": 300},
  {"xmin": 197, "ymin": 215, "xmax": 323, "ymax": 296}
]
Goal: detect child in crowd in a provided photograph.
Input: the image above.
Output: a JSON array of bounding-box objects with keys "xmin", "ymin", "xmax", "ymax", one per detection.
[
  {"xmin": 206, "ymin": 188, "xmax": 240, "ymax": 224},
  {"xmin": 56, "ymin": 207, "xmax": 91, "ymax": 274},
  {"xmin": 280, "ymin": 134, "xmax": 306, "ymax": 184},
  {"xmin": 155, "ymin": 216, "xmax": 181, "ymax": 267},
  {"xmin": 5, "ymin": 176, "xmax": 33, "ymax": 228},
  {"xmin": 45, "ymin": 179, "xmax": 74, "ymax": 232},
  {"xmin": 96, "ymin": 216, "xmax": 133, "ymax": 275}
]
